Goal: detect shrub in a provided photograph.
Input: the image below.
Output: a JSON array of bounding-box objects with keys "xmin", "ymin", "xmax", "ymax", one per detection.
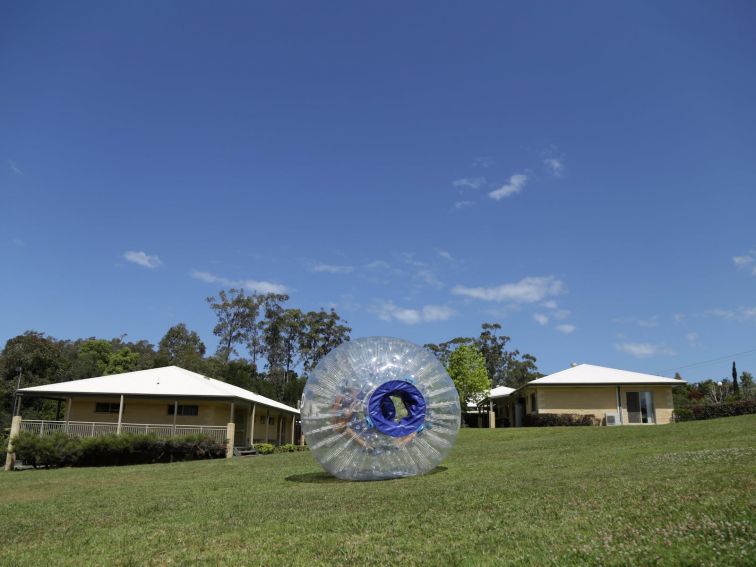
[
  {"xmin": 254, "ymin": 443, "xmax": 275, "ymax": 455},
  {"xmin": 296, "ymin": 444, "xmax": 309, "ymax": 451},
  {"xmin": 10, "ymin": 432, "xmax": 225, "ymax": 469},
  {"xmin": 675, "ymin": 400, "xmax": 756, "ymax": 422},
  {"xmin": 277, "ymin": 443, "xmax": 297, "ymax": 453},
  {"xmin": 13, "ymin": 431, "xmax": 81, "ymax": 468},
  {"xmin": 523, "ymin": 413, "xmax": 595, "ymax": 427},
  {"xmin": 672, "ymin": 407, "xmax": 694, "ymax": 422}
]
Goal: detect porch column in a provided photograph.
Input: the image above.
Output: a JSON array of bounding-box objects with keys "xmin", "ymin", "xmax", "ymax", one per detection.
[
  {"xmin": 64, "ymin": 398, "xmax": 72, "ymax": 433},
  {"xmin": 4, "ymin": 415, "xmax": 22, "ymax": 471},
  {"xmin": 489, "ymin": 399, "xmax": 496, "ymax": 429},
  {"xmin": 291, "ymin": 414, "xmax": 295, "ymax": 444},
  {"xmin": 265, "ymin": 408, "xmax": 270, "ymax": 443},
  {"xmin": 172, "ymin": 400, "xmax": 178, "ymax": 435},
  {"xmin": 226, "ymin": 422, "xmax": 235, "ymax": 459},
  {"xmin": 229, "ymin": 401, "xmax": 235, "ymax": 423},
  {"xmin": 116, "ymin": 394, "xmax": 124, "ymax": 435},
  {"xmin": 55, "ymin": 400, "xmax": 62, "ymax": 421},
  {"xmin": 250, "ymin": 403, "xmax": 256, "ymax": 445}
]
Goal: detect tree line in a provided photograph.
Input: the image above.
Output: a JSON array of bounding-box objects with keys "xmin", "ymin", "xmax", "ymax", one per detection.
[
  {"xmin": 0, "ymin": 290, "xmax": 544, "ymax": 430},
  {"xmin": 423, "ymin": 322, "xmax": 544, "ymax": 408},
  {"xmin": 672, "ymin": 361, "xmax": 755, "ymax": 411},
  {"xmin": 0, "ymin": 289, "xmax": 350, "ymax": 428}
]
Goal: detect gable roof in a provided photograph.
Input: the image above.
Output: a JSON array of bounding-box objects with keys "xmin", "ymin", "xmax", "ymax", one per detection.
[
  {"xmin": 489, "ymin": 385, "xmax": 516, "ymax": 398},
  {"xmin": 526, "ymin": 364, "xmax": 686, "ymax": 387},
  {"xmin": 18, "ymin": 366, "xmax": 299, "ymax": 414}
]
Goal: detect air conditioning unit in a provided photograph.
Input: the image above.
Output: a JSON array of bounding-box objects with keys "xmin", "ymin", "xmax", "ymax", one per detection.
[{"xmin": 605, "ymin": 412, "xmax": 621, "ymax": 426}]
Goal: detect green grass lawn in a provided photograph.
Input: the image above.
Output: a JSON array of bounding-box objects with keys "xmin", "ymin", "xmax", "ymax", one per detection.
[{"xmin": 1, "ymin": 416, "xmax": 754, "ymax": 566}]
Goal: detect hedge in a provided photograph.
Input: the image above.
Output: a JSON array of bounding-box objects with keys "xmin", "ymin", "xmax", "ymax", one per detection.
[
  {"xmin": 523, "ymin": 413, "xmax": 595, "ymax": 427},
  {"xmin": 252, "ymin": 443, "xmax": 308, "ymax": 455},
  {"xmin": 674, "ymin": 400, "xmax": 756, "ymax": 422},
  {"xmin": 12, "ymin": 431, "xmax": 226, "ymax": 469}
]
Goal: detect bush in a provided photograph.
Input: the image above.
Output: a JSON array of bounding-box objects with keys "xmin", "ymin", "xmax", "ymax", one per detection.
[
  {"xmin": 254, "ymin": 443, "xmax": 275, "ymax": 455},
  {"xmin": 523, "ymin": 413, "xmax": 595, "ymax": 427},
  {"xmin": 276, "ymin": 443, "xmax": 298, "ymax": 453},
  {"xmin": 675, "ymin": 400, "xmax": 756, "ymax": 422},
  {"xmin": 11, "ymin": 432, "xmax": 226, "ymax": 469},
  {"xmin": 672, "ymin": 407, "xmax": 694, "ymax": 422}
]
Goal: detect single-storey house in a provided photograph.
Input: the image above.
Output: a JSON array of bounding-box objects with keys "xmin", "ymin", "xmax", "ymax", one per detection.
[
  {"xmin": 5, "ymin": 366, "xmax": 299, "ymax": 469},
  {"xmin": 493, "ymin": 364, "xmax": 685, "ymax": 426}
]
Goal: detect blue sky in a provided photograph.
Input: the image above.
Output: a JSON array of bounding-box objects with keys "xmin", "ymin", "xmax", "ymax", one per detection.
[{"xmin": 2, "ymin": 2, "xmax": 755, "ymax": 382}]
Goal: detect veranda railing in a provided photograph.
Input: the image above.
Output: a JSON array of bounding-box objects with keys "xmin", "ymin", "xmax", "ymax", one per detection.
[{"xmin": 19, "ymin": 420, "xmax": 228, "ymax": 443}]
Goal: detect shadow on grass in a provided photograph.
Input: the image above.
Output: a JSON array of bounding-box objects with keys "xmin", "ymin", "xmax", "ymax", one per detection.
[{"xmin": 286, "ymin": 466, "xmax": 448, "ymax": 484}]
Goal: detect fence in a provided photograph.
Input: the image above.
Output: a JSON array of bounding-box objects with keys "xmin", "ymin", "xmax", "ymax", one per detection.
[{"xmin": 19, "ymin": 420, "xmax": 228, "ymax": 444}]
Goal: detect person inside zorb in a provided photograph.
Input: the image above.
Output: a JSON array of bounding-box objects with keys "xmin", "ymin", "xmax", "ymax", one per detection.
[{"xmin": 300, "ymin": 337, "xmax": 461, "ymax": 480}]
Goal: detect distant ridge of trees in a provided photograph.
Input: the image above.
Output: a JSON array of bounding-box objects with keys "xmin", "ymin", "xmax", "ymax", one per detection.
[{"xmin": 0, "ymin": 289, "xmax": 350, "ymax": 429}]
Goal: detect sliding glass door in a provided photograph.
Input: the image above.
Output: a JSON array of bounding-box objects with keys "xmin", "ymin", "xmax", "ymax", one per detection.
[{"xmin": 626, "ymin": 392, "xmax": 655, "ymax": 424}]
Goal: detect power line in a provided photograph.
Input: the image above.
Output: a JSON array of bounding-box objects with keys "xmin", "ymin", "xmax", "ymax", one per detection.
[{"xmin": 655, "ymin": 347, "xmax": 756, "ymax": 375}]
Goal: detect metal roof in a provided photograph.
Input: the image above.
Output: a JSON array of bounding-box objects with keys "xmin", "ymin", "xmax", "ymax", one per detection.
[
  {"xmin": 527, "ymin": 364, "xmax": 686, "ymax": 386},
  {"xmin": 18, "ymin": 365, "xmax": 299, "ymax": 414},
  {"xmin": 489, "ymin": 385, "xmax": 516, "ymax": 398}
]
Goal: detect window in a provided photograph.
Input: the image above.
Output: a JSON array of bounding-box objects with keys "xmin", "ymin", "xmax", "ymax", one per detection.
[
  {"xmin": 625, "ymin": 392, "xmax": 655, "ymax": 424},
  {"xmin": 95, "ymin": 402, "xmax": 121, "ymax": 414},
  {"xmin": 167, "ymin": 404, "xmax": 199, "ymax": 416},
  {"xmin": 530, "ymin": 393, "xmax": 538, "ymax": 413}
]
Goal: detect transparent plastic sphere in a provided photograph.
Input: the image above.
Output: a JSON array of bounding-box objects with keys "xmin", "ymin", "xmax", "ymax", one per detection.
[{"xmin": 300, "ymin": 337, "xmax": 461, "ymax": 480}]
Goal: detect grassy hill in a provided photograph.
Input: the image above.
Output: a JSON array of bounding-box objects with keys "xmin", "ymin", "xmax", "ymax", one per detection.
[{"xmin": 1, "ymin": 416, "xmax": 754, "ymax": 566}]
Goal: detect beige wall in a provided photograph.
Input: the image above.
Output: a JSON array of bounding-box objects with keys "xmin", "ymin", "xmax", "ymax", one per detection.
[
  {"xmin": 539, "ymin": 387, "xmax": 617, "ymax": 420},
  {"xmin": 69, "ymin": 397, "xmax": 233, "ymax": 426},
  {"xmin": 67, "ymin": 397, "xmax": 298, "ymax": 444},
  {"xmin": 618, "ymin": 386, "xmax": 674, "ymax": 425},
  {"xmin": 505, "ymin": 385, "xmax": 676, "ymax": 426}
]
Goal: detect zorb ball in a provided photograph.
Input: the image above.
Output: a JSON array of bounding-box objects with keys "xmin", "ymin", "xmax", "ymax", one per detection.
[{"xmin": 300, "ymin": 337, "xmax": 461, "ymax": 480}]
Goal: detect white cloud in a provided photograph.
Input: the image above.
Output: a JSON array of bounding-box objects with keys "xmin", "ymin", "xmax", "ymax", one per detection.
[
  {"xmin": 614, "ymin": 342, "xmax": 676, "ymax": 358},
  {"xmin": 365, "ymin": 260, "xmax": 391, "ymax": 271},
  {"xmin": 413, "ymin": 268, "xmax": 443, "ymax": 289},
  {"xmin": 543, "ymin": 157, "xmax": 564, "ymax": 177},
  {"xmin": 686, "ymin": 332, "xmax": 700, "ymax": 347},
  {"xmin": 453, "ymin": 200, "xmax": 476, "ymax": 210},
  {"xmin": 472, "ymin": 156, "xmax": 493, "ymax": 168},
  {"xmin": 733, "ymin": 252, "xmax": 756, "ymax": 275},
  {"xmin": 191, "ymin": 270, "xmax": 287, "ymax": 294},
  {"xmin": 488, "ymin": 173, "xmax": 527, "ymax": 201},
  {"xmin": 10, "ymin": 237, "xmax": 24, "ymax": 247},
  {"xmin": 673, "ymin": 313, "xmax": 686, "ymax": 322},
  {"xmin": 123, "ymin": 250, "xmax": 162, "ymax": 269},
  {"xmin": 372, "ymin": 302, "xmax": 455, "ymax": 325},
  {"xmin": 452, "ymin": 177, "xmax": 486, "ymax": 190},
  {"xmin": 437, "ymin": 250, "xmax": 454, "ymax": 261},
  {"xmin": 555, "ymin": 324, "xmax": 576, "ymax": 335},
  {"xmin": 615, "ymin": 315, "xmax": 659, "ymax": 328},
  {"xmin": 533, "ymin": 313, "xmax": 549, "ymax": 326},
  {"xmin": 452, "ymin": 275, "xmax": 565, "ymax": 304},
  {"xmin": 421, "ymin": 305, "xmax": 456, "ymax": 322},
  {"xmin": 8, "ymin": 160, "xmax": 23, "ymax": 176},
  {"xmin": 311, "ymin": 263, "xmax": 354, "ymax": 274},
  {"xmin": 541, "ymin": 300, "xmax": 558, "ymax": 309},
  {"xmin": 706, "ymin": 306, "xmax": 756, "ymax": 321}
]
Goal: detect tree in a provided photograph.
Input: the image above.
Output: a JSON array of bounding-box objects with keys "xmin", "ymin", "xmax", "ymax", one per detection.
[
  {"xmin": 206, "ymin": 289, "xmax": 260, "ymax": 363},
  {"xmin": 732, "ymin": 362, "xmax": 740, "ymax": 397},
  {"xmin": 506, "ymin": 353, "xmax": 543, "ymax": 389},
  {"xmin": 76, "ymin": 339, "xmax": 113, "ymax": 377},
  {"xmin": 298, "ymin": 309, "xmax": 351, "ymax": 376},
  {"xmin": 157, "ymin": 323, "xmax": 207, "ymax": 372},
  {"xmin": 740, "ymin": 371, "xmax": 753, "ymax": 400},
  {"xmin": 426, "ymin": 323, "xmax": 541, "ymax": 388},
  {"xmin": 446, "ymin": 345, "xmax": 491, "ymax": 408},
  {"xmin": 102, "ymin": 348, "xmax": 139, "ymax": 375}
]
